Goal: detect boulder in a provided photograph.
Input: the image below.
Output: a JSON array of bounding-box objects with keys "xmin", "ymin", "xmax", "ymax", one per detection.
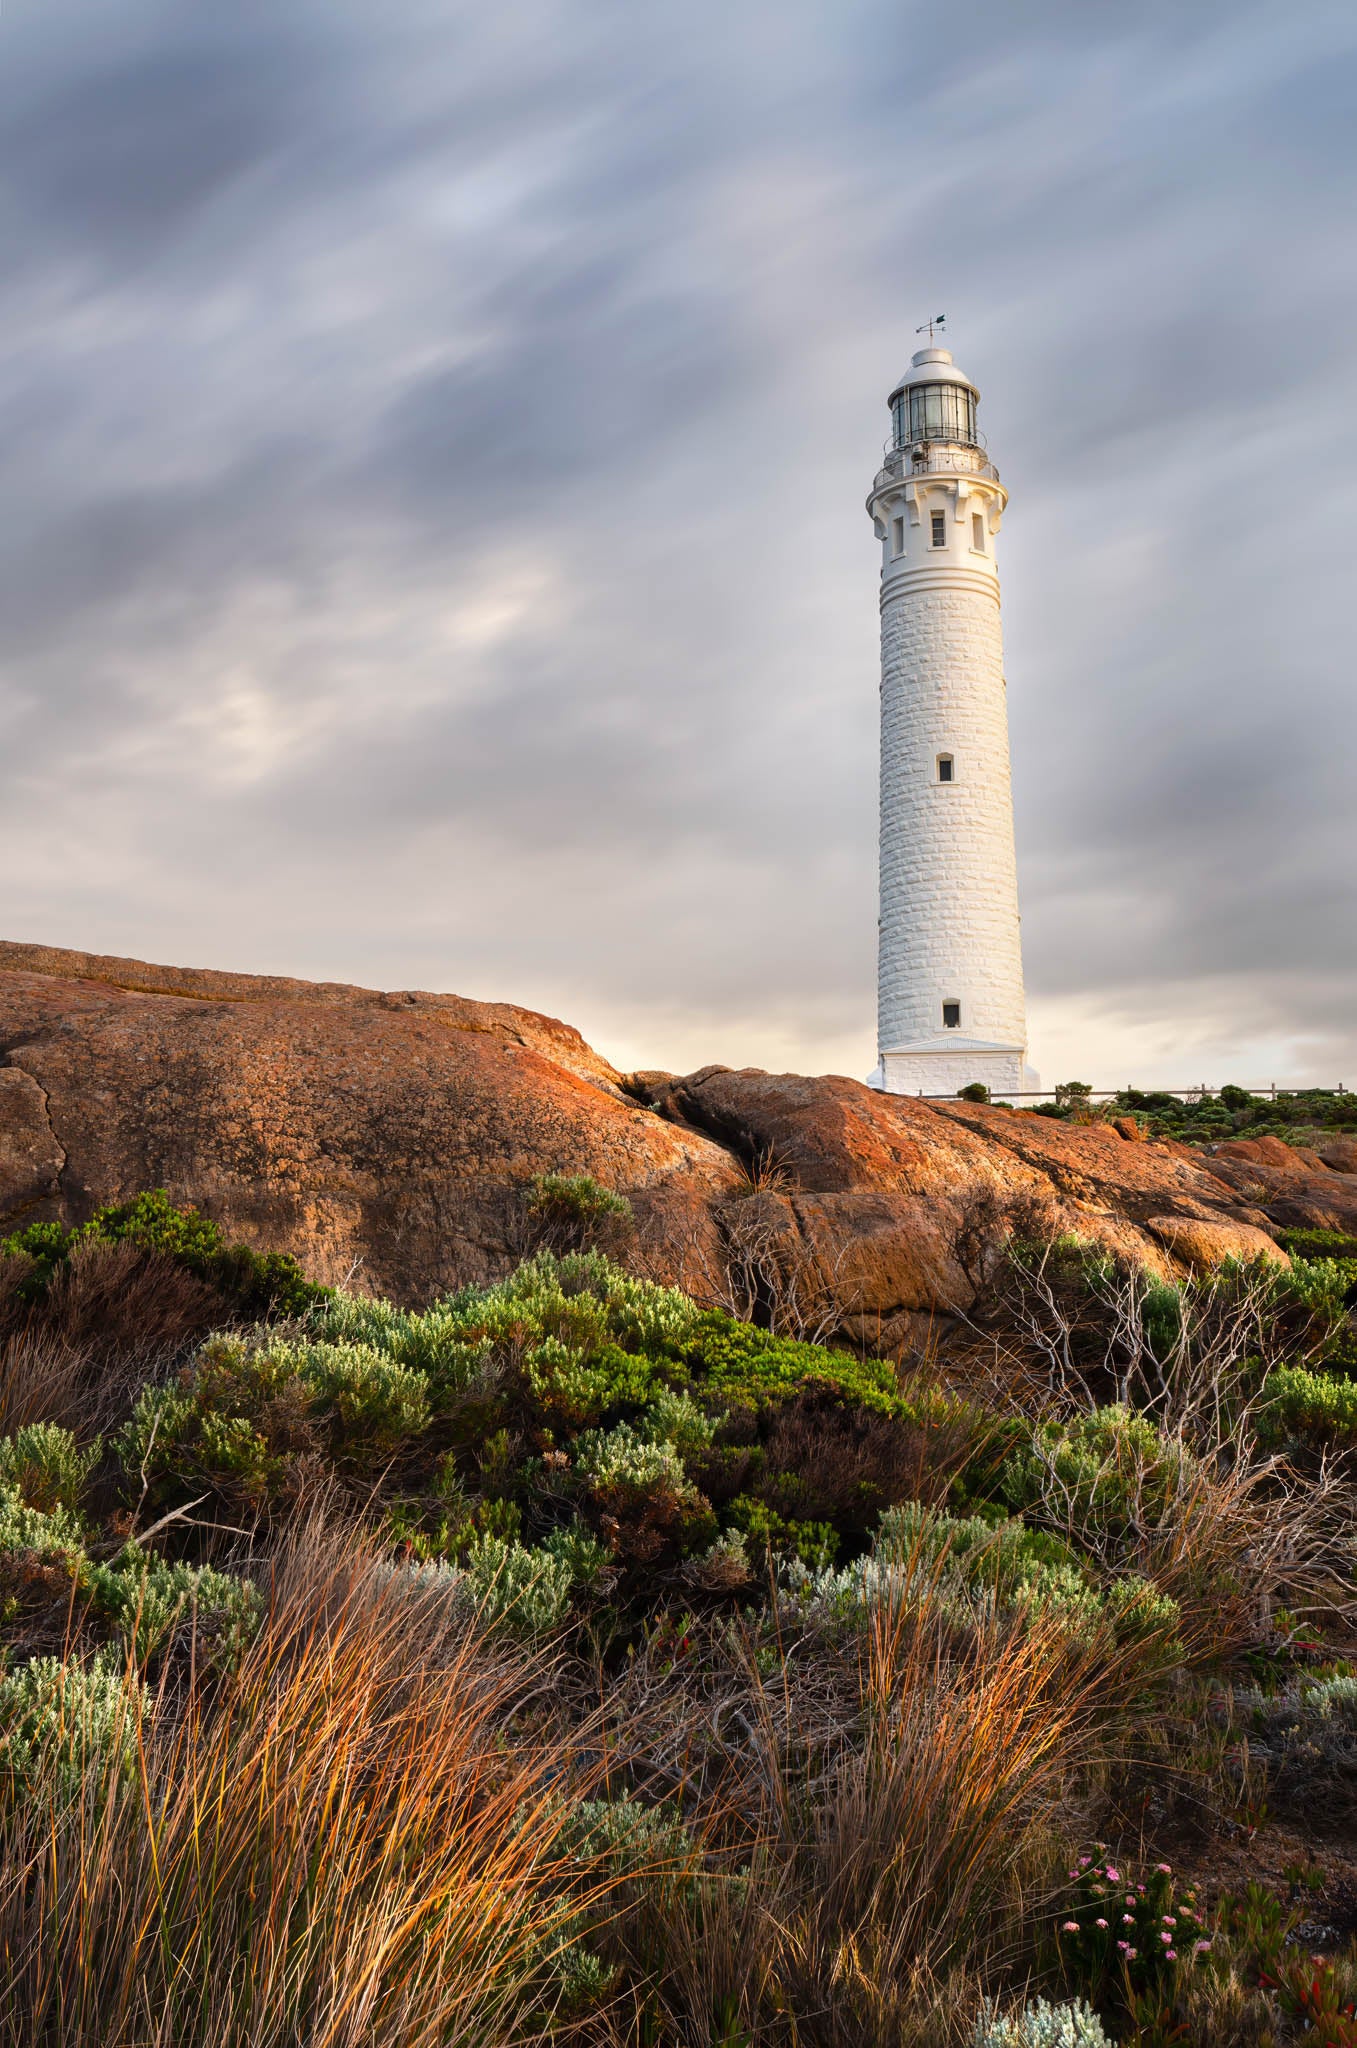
[
  {"xmin": 1146, "ymin": 1215, "xmax": 1291, "ymax": 1273},
  {"xmin": 0, "ymin": 943, "xmax": 740, "ymax": 1297}
]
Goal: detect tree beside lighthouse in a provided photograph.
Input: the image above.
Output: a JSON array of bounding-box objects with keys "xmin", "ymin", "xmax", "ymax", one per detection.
[{"xmin": 867, "ymin": 341, "xmax": 1031, "ymax": 1098}]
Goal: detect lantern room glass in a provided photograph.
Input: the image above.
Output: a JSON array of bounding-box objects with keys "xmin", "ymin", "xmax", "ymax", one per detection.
[{"xmin": 892, "ymin": 383, "xmax": 977, "ymax": 448}]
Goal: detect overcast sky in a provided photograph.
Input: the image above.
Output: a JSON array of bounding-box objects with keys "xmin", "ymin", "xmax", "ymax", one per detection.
[{"xmin": 0, "ymin": 0, "xmax": 1354, "ymax": 1088}]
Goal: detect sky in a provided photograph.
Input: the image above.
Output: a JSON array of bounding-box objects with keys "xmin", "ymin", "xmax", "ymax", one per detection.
[{"xmin": 0, "ymin": 0, "xmax": 1354, "ymax": 1089}]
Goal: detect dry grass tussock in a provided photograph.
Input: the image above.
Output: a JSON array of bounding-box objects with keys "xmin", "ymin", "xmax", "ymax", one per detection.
[
  {"xmin": 576, "ymin": 1556, "xmax": 1151, "ymax": 2047},
  {"xmin": 0, "ymin": 1520, "xmax": 608, "ymax": 2048}
]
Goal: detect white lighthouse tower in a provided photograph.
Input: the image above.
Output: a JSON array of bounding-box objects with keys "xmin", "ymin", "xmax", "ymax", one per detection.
[{"xmin": 866, "ymin": 339, "xmax": 1030, "ymax": 1098}]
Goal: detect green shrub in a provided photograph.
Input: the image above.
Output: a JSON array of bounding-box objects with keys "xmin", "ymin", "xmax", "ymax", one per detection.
[
  {"xmin": 524, "ymin": 1337, "xmax": 660, "ymax": 1428},
  {"xmin": 537, "ymin": 1520, "xmax": 613, "ymax": 1590},
  {"xmin": 1258, "ymin": 1365, "xmax": 1357, "ymax": 1448},
  {"xmin": 310, "ymin": 1293, "xmax": 490, "ymax": 1397},
  {"xmin": 728, "ymin": 1493, "xmax": 838, "ymax": 1570},
  {"xmin": 0, "ymin": 1479, "xmax": 87, "ymax": 1561},
  {"xmin": 82, "ymin": 1544, "xmax": 261, "ymax": 1665},
  {"xmin": 958, "ymin": 1081, "xmax": 991, "ymax": 1103},
  {"xmin": 689, "ymin": 1309, "xmax": 904, "ymax": 1415},
  {"xmin": 399, "ymin": 1537, "xmax": 578, "ymax": 1636},
  {"xmin": 0, "ymin": 1424, "xmax": 98, "ymax": 1515},
  {"xmin": 999, "ymin": 1406, "xmax": 1191, "ymax": 1537},
  {"xmin": 573, "ymin": 1422, "xmax": 690, "ymax": 1499},
  {"xmin": 1, "ymin": 1191, "xmax": 326, "ymax": 1320},
  {"xmin": 777, "ymin": 1500, "xmax": 1180, "ymax": 1655},
  {"xmin": 1278, "ymin": 1228, "xmax": 1357, "ymax": 1263},
  {"xmin": 0, "ymin": 1648, "xmax": 149, "ymax": 1799},
  {"xmin": 1054, "ymin": 1851, "xmax": 1210, "ymax": 2016},
  {"xmin": 525, "ymin": 1175, "xmax": 634, "ymax": 1255},
  {"xmin": 876, "ymin": 1500, "xmax": 1180, "ymax": 1651},
  {"xmin": 119, "ymin": 1331, "xmax": 431, "ymax": 1505}
]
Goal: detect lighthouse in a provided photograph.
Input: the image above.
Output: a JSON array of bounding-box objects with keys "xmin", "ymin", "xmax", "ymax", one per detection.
[{"xmin": 866, "ymin": 341, "xmax": 1031, "ymax": 1098}]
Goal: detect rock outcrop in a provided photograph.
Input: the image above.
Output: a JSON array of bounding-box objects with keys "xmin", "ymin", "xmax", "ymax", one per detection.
[
  {"xmin": 2, "ymin": 941, "xmax": 1353, "ymax": 1322},
  {"xmin": 0, "ymin": 941, "xmax": 739, "ymax": 1296}
]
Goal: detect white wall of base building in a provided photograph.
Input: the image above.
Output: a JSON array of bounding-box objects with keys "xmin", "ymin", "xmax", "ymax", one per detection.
[{"xmin": 867, "ymin": 1045, "xmax": 1041, "ymax": 1098}]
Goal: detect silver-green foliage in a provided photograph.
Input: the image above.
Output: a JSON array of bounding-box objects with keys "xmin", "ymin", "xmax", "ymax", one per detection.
[
  {"xmin": 972, "ymin": 1996, "xmax": 1114, "ymax": 2048},
  {"xmin": 779, "ymin": 1499, "xmax": 1179, "ymax": 1651}
]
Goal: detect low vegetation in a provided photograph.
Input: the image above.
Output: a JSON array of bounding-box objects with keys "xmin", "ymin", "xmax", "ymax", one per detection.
[
  {"xmin": 0, "ymin": 1177, "xmax": 1354, "ymax": 2045},
  {"xmin": 1025, "ymin": 1083, "xmax": 1357, "ymax": 1147}
]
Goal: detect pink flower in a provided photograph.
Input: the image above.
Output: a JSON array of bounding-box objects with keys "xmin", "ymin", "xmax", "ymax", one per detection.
[
  {"xmin": 1117, "ymin": 1941, "xmax": 1130, "ymax": 1953},
  {"xmin": 1193, "ymin": 1940, "xmax": 1211, "ymax": 1954},
  {"xmin": 1126, "ymin": 1947, "xmax": 1138, "ymax": 1960},
  {"xmin": 1061, "ymin": 1922, "xmax": 1080, "ymax": 1934},
  {"xmin": 1123, "ymin": 1914, "xmax": 1134, "ymax": 1924},
  {"xmin": 1166, "ymin": 1949, "xmax": 1177, "ymax": 1961},
  {"xmin": 1162, "ymin": 1916, "xmax": 1176, "ymax": 1927},
  {"xmin": 1079, "ymin": 1855, "xmax": 1092, "ymax": 1868},
  {"xmin": 1096, "ymin": 1918, "xmax": 1108, "ymax": 1929},
  {"xmin": 1105, "ymin": 1867, "xmax": 1121, "ymax": 1882},
  {"xmin": 1160, "ymin": 1932, "xmax": 1173, "ymax": 1944},
  {"xmin": 1156, "ymin": 1862, "xmax": 1172, "ymax": 1874}
]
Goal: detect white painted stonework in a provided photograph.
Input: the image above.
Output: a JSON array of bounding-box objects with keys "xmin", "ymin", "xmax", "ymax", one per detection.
[{"xmin": 866, "ymin": 347, "xmax": 1030, "ymax": 1098}]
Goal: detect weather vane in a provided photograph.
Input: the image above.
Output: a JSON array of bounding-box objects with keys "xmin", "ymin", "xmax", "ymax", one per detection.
[{"xmin": 915, "ymin": 314, "xmax": 946, "ymax": 342}]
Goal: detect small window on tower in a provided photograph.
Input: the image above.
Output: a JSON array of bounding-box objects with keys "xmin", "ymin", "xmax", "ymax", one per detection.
[
  {"xmin": 972, "ymin": 512, "xmax": 986, "ymax": 552},
  {"xmin": 891, "ymin": 513, "xmax": 904, "ymax": 557},
  {"xmin": 936, "ymin": 753, "xmax": 954, "ymax": 783},
  {"xmin": 942, "ymin": 1001, "xmax": 961, "ymax": 1029},
  {"xmin": 930, "ymin": 510, "xmax": 946, "ymax": 549}
]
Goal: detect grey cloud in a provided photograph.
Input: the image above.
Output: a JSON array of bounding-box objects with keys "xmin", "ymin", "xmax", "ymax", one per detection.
[{"xmin": 0, "ymin": 0, "xmax": 1354, "ymax": 1083}]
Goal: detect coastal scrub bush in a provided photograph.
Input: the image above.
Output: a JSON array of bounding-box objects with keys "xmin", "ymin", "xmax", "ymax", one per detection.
[
  {"xmin": 0, "ymin": 1424, "xmax": 97, "ymax": 1515},
  {"xmin": 1259, "ymin": 1364, "xmax": 1357, "ymax": 1449},
  {"xmin": 999, "ymin": 1405, "xmax": 1192, "ymax": 1538},
  {"xmin": 0, "ymin": 1469, "xmax": 258, "ymax": 1668},
  {"xmin": 1, "ymin": 1191, "xmax": 325, "ymax": 1322},
  {"xmin": 82, "ymin": 1544, "xmax": 261, "ymax": 1666},
  {"xmin": 1055, "ymin": 1850, "xmax": 1211, "ymax": 2010},
  {"xmin": 524, "ymin": 1172, "xmax": 634, "ymax": 1255},
  {"xmin": 776, "ymin": 1498, "xmax": 1181, "ymax": 1660},
  {"xmin": 118, "ymin": 1331, "xmax": 431, "ymax": 1509},
  {"xmin": 0, "ymin": 1647, "xmax": 148, "ymax": 1800},
  {"xmin": 973, "ymin": 1997, "xmax": 1113, "ymax": 2048}
]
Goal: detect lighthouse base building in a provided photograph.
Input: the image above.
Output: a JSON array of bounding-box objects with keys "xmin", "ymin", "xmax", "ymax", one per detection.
[{"xmin": 866, "ymin": 344, "xmax": 1035, "ymax": 1100}]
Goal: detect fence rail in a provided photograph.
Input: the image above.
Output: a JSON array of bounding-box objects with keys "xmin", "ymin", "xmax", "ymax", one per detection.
[{"xmin": 922, "ymin": 1084, "xmax": 1349, "ymax": 1103}]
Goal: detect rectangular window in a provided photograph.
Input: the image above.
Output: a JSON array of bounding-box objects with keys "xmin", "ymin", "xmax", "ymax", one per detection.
[
  {"xmin": 972, "ymin": 512, "xmax": 985, "ymax": 552},
  {"xmin": 891, "ymin": 513, "xmax": 904, "ymax": 557},
  {"xmin": 930, "ymin": 510, "xmax": 946, "ymax": 549},
  {"xmin": 942, "ymin": 1001, "xmax": 961, "ymax": 1029}
]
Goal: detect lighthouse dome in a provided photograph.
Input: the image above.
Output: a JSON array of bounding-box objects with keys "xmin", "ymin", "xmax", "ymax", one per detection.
[{"xmin": 887, "ymin": 348, "xmax": 980, "ymax": 449}]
